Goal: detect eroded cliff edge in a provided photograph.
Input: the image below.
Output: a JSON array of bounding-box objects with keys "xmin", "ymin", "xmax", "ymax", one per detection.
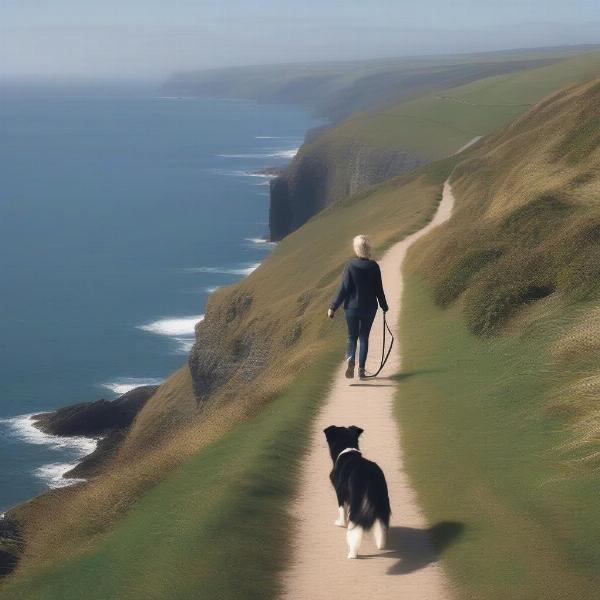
[{"xmin": 269, "ymin": 137, "xmax": 424, "ymax": 240}]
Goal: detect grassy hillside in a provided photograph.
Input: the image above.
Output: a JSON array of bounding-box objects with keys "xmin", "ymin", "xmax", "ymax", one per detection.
[
  {"xmin": 315, "ymin": 50, "xmax": 600, "ymax": 159},
  {"xmin": 0, "ymin": 357, "xmax": 338, "ymax": 600},
  {"xmin": 2, "ymin": 161, "xmax": 451, "ymax": 597},
  {"xmin": 270, "ymin": 51, "xmax": 600, "ymax": 239},
  {"xmin": 398, "ymin": 78, "xmax": 600, "ymax": 598}
]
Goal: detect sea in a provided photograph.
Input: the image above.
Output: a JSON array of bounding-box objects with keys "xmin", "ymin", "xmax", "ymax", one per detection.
[{"xmin": 0, "ymin": 81, "xmax": 322, "ymax": 511}]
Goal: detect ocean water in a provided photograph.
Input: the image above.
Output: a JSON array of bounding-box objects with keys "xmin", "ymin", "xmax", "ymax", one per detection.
[{"xmin": 0, "ymin": 82, "xmax": 321, "ymax": 511}]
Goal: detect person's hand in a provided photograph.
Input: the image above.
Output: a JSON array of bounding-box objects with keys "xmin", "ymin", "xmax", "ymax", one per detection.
[{"xmin": 328, "ymin": 308, "xmax": 335, "ymax": 319}]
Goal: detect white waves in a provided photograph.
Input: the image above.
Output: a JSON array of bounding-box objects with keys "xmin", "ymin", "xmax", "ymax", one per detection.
[
  {"xmin": 0, "ymin": 414, "xmax": 97, "ymax": 455},
  {"xmin": 244, "ymin": 237, "xmax": 276, "ymax": 247},
  {"xmin": 101, "ymin": 377, "xmax": 164, "ymax": 396},
  {"xmin": 181, "ymin": 263, "xmax": 260, "ymax": 276},
  {"xmin": 218, "ymin": 148, "xmax": 299, "ymax": 160},
  {"xmin": 211, "ymin": 168, "xmax": 276, "ymax": 180},
  {"xmin": 137, "ymin": 315, "xmax": 204, "ymax": 355},
  {"xmin": 138, "ymin": 315, "xmax": 203, "ymax": 336},
  {"xmin": 35, "ymin": 463, "xmax": 86, "ymax": 488},
  {"xmin": 0, "ymin": 414, "xmax": 98, "ymax": 489}
]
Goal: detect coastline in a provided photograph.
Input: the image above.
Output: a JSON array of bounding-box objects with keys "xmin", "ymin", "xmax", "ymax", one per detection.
[
  {"xmin": 0, "ymin": 414, "xmax": 97, "ymax": 491},
  {"xmin": 0, "ymin": 123, "xmax": 300, "ymax": 511}
]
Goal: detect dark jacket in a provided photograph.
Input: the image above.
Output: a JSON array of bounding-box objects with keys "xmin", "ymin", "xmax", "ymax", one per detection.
[{"xmin": 330, "ymin": 258, "xmax": 388, "ymax": 315}]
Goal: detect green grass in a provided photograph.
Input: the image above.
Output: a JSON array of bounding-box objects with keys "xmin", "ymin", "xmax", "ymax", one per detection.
[
  {"xmin": 283, "ymin": 51, "xmax": 600, "ymax": 219},
  {"xmin": 396, "ymin": 277, "xmax": 600, "ymax": 600},
  {"xmin": 396, "ymin": 80, "xmax": 600, "ymax": 597},
  {"xmin": 331, "ymin": 50, "xmax": 600, "ymax": 158},
  {"xmin": 416, "ymin": 78, "xmax": 600, "ymax": 337},
  {"xmin": 0, "ymin": 353, "xmax": 339, "ymax": 600}
]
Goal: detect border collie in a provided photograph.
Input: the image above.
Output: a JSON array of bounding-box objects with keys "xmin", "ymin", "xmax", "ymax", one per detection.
[{"xmin": 323, "ymin": 425, "xmax": 391, "ymax": 558}]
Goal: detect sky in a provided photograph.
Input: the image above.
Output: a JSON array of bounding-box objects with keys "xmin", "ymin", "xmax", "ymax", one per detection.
[{"xmin": 1, "ymin": 0, "xmax": 600, "ymax": 80}]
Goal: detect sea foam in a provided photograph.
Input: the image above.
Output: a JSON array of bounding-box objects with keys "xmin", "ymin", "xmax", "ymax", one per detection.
[
  {"xmin": 212, "ymin": 168, "xmax": 276, "ymax": 179},
  {"xmin": 244, "ymin": 237, "xmax": 276, "ymax": 246},
  {"xmin": 218, "ymin": 148, "xmax": 299, "ymax": 159},
  {"xmin": 137, "ymin": 315, "xmax": 204, "ymax": 355},
  {"xmin": 1, "ymin": 414, "xmax": 97, "ymax": 454},
  {"xmin": 182, "ymin": 263, "xmax": 260, "ymax": 276},
  {"xmin": 101, "ymin": 377, "xmax": 164, "ymax": 396},
  {"xmin": 0, "ymin": 414, "xmax": 98, "ymax": 489},
  {"xmin": 35, "ymin": 463, "xmax": 86, "ymax": 489},
  {"xmin": 138, "ymin": 315, "xmax": 203, "ymax": 336}
]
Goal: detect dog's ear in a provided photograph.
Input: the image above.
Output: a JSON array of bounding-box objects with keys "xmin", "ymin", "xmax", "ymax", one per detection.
[
  {"xmin": 323, "ymin": 426, "xmax": 338, "ymax": 440},
  {"xmin": 349, "ymin": 426, "xmax": 364, "ymax": 438}
]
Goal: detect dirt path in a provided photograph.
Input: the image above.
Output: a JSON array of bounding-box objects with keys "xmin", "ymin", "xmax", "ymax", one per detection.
[
  {"xmin": 434, "ymin": 94, "xmax": 531, "ymax": 108},
  {"xmin": 281, "ymin": 181, "xmax": 456, "ymax": 600},
  {"xmin": 454, "ymin": 136, "xmax": 482, "ymax": 155}
]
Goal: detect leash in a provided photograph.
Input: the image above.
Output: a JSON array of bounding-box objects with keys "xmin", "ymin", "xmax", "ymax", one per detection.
[{"xmin": 363, "ymin": 312, "xmax": 394, "ymax": 378}]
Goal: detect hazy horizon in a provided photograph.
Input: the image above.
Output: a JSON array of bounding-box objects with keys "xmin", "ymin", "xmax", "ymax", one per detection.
[{"xmin": 2, "ymin": 0, "xmax": 600, "ymax": 81}]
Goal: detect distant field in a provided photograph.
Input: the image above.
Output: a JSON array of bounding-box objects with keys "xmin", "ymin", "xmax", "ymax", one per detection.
[
  {"xmin": 277, "ymin": 50, "xmax": 600, "ymax": 230},
  {"xmin": 328, "ymin": 51, "xmax": 600, "ymax": 157},
  {"xmin": 165, "ymin": 46, "xmax": 598, "ymax": 121}
]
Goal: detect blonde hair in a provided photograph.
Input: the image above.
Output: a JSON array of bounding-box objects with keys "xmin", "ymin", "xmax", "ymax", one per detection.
[{"xmin": 353, "ymin": 234, "xmax": 371, "ymax": 259}]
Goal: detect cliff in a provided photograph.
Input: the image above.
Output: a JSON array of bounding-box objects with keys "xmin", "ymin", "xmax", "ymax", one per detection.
[
  {"xmin": 164, "ymin": 49, "xmax": 600, "ymax": 241},
  {"xmin": 162, "ymin": 48, "xmax": 587, "ymax": 121},
  {"xmin": 269, "ymin": 138, "xmax": 423, "ymax": 240},
  {"xmin": 268, "ymin": 50, "xmax": 600, "ymax": 239}
]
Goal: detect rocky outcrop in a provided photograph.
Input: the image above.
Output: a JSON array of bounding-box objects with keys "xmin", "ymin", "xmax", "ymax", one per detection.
[
  {"xmin": 0, "ymin": 517, "xmax": 23, "ymax": 578},
  {"xmin": 269, "ymin": 140, "xmax": 423, "ymax": 240},
  {"xmin": 31, "ymin": 385, "xmax": 158, "ymax": 479},
  {"xmin": 32, "ymin": 386, "xmax": 157, "ymax": 437}
]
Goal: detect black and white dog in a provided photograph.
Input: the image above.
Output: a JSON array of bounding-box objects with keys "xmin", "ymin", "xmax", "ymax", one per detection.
[{"xmin": 324, "ymin": 425, "xmax": 391, "ymax": 558}]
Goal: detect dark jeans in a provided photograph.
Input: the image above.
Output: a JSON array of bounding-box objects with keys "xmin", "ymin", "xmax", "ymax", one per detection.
[{"xmin": 345, "ymin": 310, "xmax": 377, "ymax": 369}]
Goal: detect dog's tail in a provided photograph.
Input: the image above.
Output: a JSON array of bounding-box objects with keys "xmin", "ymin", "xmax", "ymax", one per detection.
[{"xmin": 348, "ymin": 462, "xmax": 391, "ymax": 530}]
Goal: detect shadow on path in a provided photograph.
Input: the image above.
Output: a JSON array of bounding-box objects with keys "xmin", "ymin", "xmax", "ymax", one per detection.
[
  {"xmin": 391, "ymin": 369, "xmax": 442, "ymax": 382},
  {"xmin": 349, "ymin": 370, "xmax": 442, "ymax": 387},
  {"xmin": 362, "ymin": 521, "xmax": 464, "ymax": 575}
]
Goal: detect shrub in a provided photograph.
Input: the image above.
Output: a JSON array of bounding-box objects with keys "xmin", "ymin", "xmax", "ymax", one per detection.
[
  {"xmin": 465, "ymin": 279, "xmax": 555, "ymax": 336},
  {"xmin": 554, "ymin": 115, "xmax": 600, "ymax": 164},
  {"xmin": 500, "ymin": 193, "xmax": 573, "ymax": 246},
  {"xmin": 434, "ymin": 246, "xmax": 504, "ymax": 307},
  {"xmin": 558, "ymin": 249, "xmax": 600, "ymax": 301}
]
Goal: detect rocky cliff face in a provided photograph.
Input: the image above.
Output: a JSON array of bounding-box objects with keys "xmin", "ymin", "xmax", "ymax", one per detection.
[
  {"xmin": 269, "ymin": 139, "xmax": 423, "ymax": 240},
  {"xmin": 33, "ymin": 386, "xmax": 157, "ymax": 437},
  {"xmin": 188, "ymin": 288, "xmax": 272, "ymax": 403}
]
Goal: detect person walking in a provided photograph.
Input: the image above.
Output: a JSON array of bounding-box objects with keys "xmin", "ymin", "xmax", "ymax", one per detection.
[{"xmin": 328, "ymin": 235, "xmax": 388, "ymax": 379}]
